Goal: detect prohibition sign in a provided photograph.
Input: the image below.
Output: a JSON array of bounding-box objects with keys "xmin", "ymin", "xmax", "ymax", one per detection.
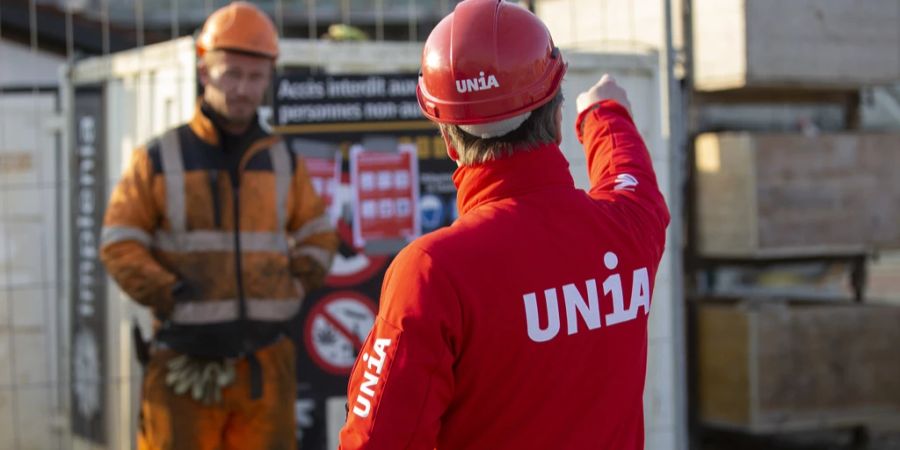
[{"xmin": 304, "ymin": 291, "xmax": 378, "ymax": 375}]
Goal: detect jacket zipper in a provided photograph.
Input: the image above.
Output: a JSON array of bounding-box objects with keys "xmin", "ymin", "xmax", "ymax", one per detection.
[
  {"xmin": 209, "ymin": 170, "xmax": 222, "ymax": 228},
  {"xmin": 231, "ymin": 173, "xmax": 248, "ymax": 326},
  {"xmin": 228, "ymin": 141, "xmax": 272, "ymax": 344}
]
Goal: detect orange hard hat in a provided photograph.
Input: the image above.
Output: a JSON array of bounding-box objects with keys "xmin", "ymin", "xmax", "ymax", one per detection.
[
  {"xmin": 416, "ymin": 0, "xmax": 566, "ymax": 125},
  {"xmin": 197, "ymin": 1, "xmax": 279, "ymax": 59}
]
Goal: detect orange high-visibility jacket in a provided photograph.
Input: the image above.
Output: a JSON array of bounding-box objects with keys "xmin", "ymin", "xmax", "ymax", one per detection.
[{"xmin": 100, "ymin": 104, "xmax": 338, "ymax": 356}]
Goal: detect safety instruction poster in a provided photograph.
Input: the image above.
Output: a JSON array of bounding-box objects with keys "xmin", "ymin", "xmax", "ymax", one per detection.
[
  {"xmin": 350, "ymin": 144, "xmax": 421, "ymax": 247},
  {"xmin": 304, "ymin": 153, "xmax": 342, "ymax": 225},
  {"xmin": 70, "ymin": 84, "xmax": 107, "ymax": 444}
]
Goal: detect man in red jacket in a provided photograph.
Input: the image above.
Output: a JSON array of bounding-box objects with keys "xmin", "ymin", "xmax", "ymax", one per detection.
[{"xmin": 339, "ymin": 1, "xmax": 669, "ymax": 448}]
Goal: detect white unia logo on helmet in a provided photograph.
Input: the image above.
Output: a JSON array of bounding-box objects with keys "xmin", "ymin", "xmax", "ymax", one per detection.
[{"xmin": 456, "ymin": 72, "xmax": 500, "ymax": 93}]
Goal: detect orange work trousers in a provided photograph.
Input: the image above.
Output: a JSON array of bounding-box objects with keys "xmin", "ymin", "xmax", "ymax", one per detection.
[{"xmin": 138, "ymin": 337, "xmax": 297, "ymax": 450}]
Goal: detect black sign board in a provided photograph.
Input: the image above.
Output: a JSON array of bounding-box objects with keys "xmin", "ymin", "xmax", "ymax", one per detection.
[
  {"xmin": 70, "ymin": 85, "xmax": 107, "ymax": 443},
  {"xmin": 275, "ymin": 73, "xmax": 457, "ymax": 449},
  {"xmin": 69, "ymin": 86, "xmax": 107, "ymax": 444},
  {"xmin": 274, "ymin": 73, "xmax": 433, "ymax": 134}
]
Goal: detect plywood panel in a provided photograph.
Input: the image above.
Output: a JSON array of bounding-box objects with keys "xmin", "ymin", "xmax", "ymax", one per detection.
[
  {"xmin": 695, "ymin": 132, "xmax": 900, "ymax": 257},
  {"xmin": 698, "ymin": 305, "xmax": 751, "ymax": 426},
  {"xmin": 757, "ymin": 304, "xmax": 900, "ymax": 423},
  {"xmin": 697, "ymin": 301, "xmax": 900, "ymax": 432},
  {"xmin": 693, "ymin": 0, "xmax": 900, "ymax": 90},
  {"xmin": 695, "ymin": 133, "xmax": 756, "ymax": 256},
  {"xmin": 692, "ymin": 0, "xmax": 748, "ymax": 91}
]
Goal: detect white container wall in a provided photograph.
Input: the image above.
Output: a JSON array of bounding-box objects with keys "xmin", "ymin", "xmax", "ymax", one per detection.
[
  {"xmin": 1, "ymin": 36, "xmax": 67, "ymax": 450},
  {"xmin": 0, "ymin": 90, "xmax": 65, "ymax": 450},
  {"xmin": 65, "ymin": 36, "xmax": 198, "ymax": 450}
]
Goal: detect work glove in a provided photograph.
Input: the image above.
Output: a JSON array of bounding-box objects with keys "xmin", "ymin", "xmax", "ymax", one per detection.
[
  {"xmin": 164, "ymin": 355, "xmax": 236, "ymax": 405},
  {"xmin": 290, "ymin": 254, "xmax": 329, "ymax": 294},
  {"xmin": 152, "ymin": 279, "xmax": 199, "ymax": 322}
]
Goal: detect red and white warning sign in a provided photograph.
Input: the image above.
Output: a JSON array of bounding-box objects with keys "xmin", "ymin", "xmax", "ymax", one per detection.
[
  {"xmin": 325, "ymin": 218, "xmax": 389, "ymax": 287},
  {"xmin": 350, "ymin": 144, "xmax": 420, "ymax": 248},
  {"xmin": 303, "ymin": 291, "xmax": 377, "ymax": 375},
  {"xmin": 325, "ymin": 171, "xmax": 390, "ymax": 287},
  {"xmin": 304, "ymin": 153, "xmax": 342, "ymax": 225}
]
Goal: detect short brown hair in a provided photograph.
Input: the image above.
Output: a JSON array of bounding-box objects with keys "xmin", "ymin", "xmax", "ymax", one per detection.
[{"xmin": 440, "ymin": 90, "xmax": 563, "ymax": 165}]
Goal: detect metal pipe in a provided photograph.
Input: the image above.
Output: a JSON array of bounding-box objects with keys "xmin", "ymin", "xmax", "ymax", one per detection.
[
  {"xmin": 376, "ymin": 0, "xmax": 384, "ymax": 41},
  {"xmin": 275, "ymin": 0, "xmax": 285, "ymax": 38},
  {"xmin": 408, "ymin": 0, "xmax": 418, "ymax": 41},
  {"xmin": 136, "ymin": 0, "xmax": 145, "ymax": 47},
  {"xmin": 307, "ymin": 0, "xmax": 317, "ymax": 40},
  {"xmin": 102, "ymin": 0, "xmax": 110, "ymax": 54},
  {"xmin": 661, "ymin": 0, "xmax": 688, "ymax": 449},
  {"xmin": 341, "ymin": 0, "xmax": 350, "ymax": 25},
  {"xmin": 171, "ymin": 0, "xmax": 180, "ymax": 40}
]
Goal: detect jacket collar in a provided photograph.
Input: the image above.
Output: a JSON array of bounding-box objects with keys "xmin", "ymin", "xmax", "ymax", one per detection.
[
  {"xmin": 188, "ymin": 101, "xmax": 267, "ymax": 148},
  {"xmin": 453, "ymin": 143, "xmax": 575, "ymax": 216},
  {"xmin": 188, "ymin": 101, "xmax": 221, "ymax": 147}
]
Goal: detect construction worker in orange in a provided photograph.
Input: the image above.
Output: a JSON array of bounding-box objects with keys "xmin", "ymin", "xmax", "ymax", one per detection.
[{"xmin": 99, "ymin": 2, "xmax": 338, "ymax": 449}]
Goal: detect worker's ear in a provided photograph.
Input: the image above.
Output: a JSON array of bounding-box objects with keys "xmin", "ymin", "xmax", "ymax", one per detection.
[
  {"xmin": 439, "ymin": 127, "xmax": 460, "ymax": 162},
  {"xmin": 553, "ymin": 102, "xmax": 562, "ymax": 145},
  {"xmin": 197, "ymin": 57, "xmax": 210, "ymax": 87}
]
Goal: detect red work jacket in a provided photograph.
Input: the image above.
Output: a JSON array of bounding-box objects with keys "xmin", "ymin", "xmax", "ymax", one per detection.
[{"xmin": 340, "ymin": 100, "xmax": 670, "ymax": 450}]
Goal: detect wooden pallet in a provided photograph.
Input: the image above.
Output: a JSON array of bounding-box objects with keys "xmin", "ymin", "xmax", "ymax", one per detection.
[
  {"xmin": 693, "ymin": 0, "xmax": 900, "ymax": 91},
  {"xmin": 697, "ymin": 301, "xmax": 900, "ymax": 433},
  {"xmin": 694, "ymin": 132, "xmax": 900, "ymax": 258}
]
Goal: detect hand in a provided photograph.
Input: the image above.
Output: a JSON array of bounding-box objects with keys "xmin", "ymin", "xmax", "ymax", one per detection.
[
  {"xmin": 290, "ymin": 254, "xmax": 328, "ymax": 293},
  {"xmin": 171, "ymin": 279, "xmax": 200, "ymax": 303},
  {"xmin": 576, "ymin": 74, "xmax": 631, "ymax": 115},
  {"xmin": 154, "ymin": 280, "xmax": 198, "ymax": 321}
]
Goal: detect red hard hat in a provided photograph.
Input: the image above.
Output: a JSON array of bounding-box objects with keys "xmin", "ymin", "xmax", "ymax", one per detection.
[
  {"xmin": 197, "ymin": 1, "xmax": 279, "ymax": 59},
  {"xmin": 416, "ymin": 0, "xmax": 566, "ymax": 125}
]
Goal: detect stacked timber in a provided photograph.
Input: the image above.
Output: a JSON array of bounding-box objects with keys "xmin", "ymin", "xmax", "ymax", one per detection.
[
  {"xmin": 697, "ymin": 301, "xmax": 900, "ymax": 432},
  {"xmin": 692, "ymin": 0, "xmax": 900, "ymax": 91},
  {"xmin": 689, "ymin": 0, "xmax": 900, "ymax": 442},
  {"xmin": 694, "ymin": 132, "xmax": 900, "ymax": 258}
]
